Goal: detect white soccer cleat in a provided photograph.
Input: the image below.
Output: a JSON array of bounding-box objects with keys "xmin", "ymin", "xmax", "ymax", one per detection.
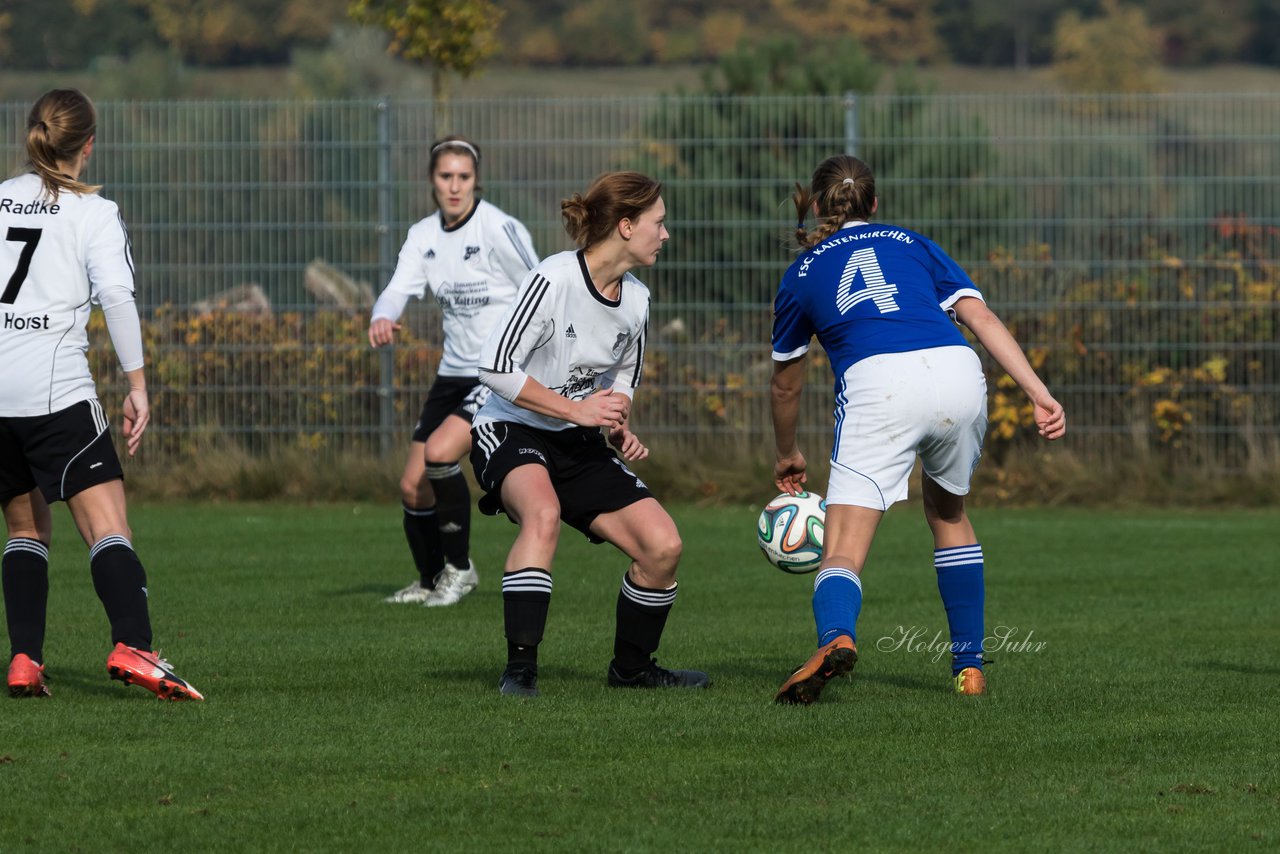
[
  {"xmin": 425, "ymin": 560, "xmax": 478, "ymax": 607},
  {"xmin": 384, "ymin": 579, "xmax": 435, "ymax": 604}
]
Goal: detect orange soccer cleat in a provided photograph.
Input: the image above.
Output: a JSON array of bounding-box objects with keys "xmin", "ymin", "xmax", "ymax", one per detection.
[
  {"xmin": 775, "ymin": 635, "xmax": 857, "ymax": 705},
  {"xmin": 8, "ymin": 653, "xmax": 50, "ymax": 698},
  {"xmin": 954, "ymin": 666, "xmax": 987, "ymax": 696},
  {"xmin": 106, "ymin": 643, "xmax": 204, "ymax": 701}
]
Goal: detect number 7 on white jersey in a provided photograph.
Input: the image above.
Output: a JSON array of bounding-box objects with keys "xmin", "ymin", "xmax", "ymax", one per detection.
[{"xmin": 835, "ymin": 247, "xmax": 899, "ymax": 315}]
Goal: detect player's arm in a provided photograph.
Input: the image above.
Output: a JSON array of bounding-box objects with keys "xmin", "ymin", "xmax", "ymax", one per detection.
[
  {"xmin": 601, "ymin": 312, "xmax": 648, "ymax": 457},
  {"xmin": 489, "ymin": 374, "xmax": 629, "ymax": 429},
  {"xmin": 493, "ymin": 216, "xmax": 539, "ymax": 283},
  {"xmin": 370, "ymin": 225, "xmax": 430, "ymax": 347},
  {"xmin": 607, "ymin": 415, "xmax": 648, "ymax": 462},
  {"xmin": 87, "ymin": 205, "xmax": 149, "ymax": 456},
  {"xmin": 951, "ymin": 296, "xmax": 1066, "ymax": 441},
  {"xmin": 476, "ymin": 272, "xmax": 628, "ymax": 429},
  {"xmin": 769, "ymin": 282, "xmax": 813, "ymax": 493},
  {"xmin": 770, "ymin": 355, "xmax": 808, "ymax": 494}
]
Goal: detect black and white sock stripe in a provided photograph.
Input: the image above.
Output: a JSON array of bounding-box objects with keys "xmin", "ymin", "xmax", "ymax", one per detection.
[
  {"xmin": 621, "ymin": 574, "xmax": 677, "ymax": 609},
  {"xmin": 424, "ymin": 462, "xmax": 463, "ymax": 479},
  {"xmin": 89, "ymin": 534, "xmax": 133, "ymax": 560},
  {"xmin": 502, "ymin": 568, "xmax": 553, "ymax": 595},
  {"xmin": 491, "ymin": 274, "xmax": 551, "ymax": 373},
  {"xmin": 4, "ymin": 537, "xmax": 49, "ymax": 561},
  {"xmin": 403, "ymin": 504, "xmax": 436, "ymax": 517}
]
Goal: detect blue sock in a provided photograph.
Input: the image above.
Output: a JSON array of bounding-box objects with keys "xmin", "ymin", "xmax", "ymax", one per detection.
[
  {"xmin": 812, "ymin": 567, "xmax": 862, "ymax": 647},
  {"xmin": 934, "ymin": 544, "xmax": 985, "ymax": 674}
]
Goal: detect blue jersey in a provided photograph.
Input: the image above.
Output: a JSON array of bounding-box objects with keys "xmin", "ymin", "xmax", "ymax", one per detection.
[{"xmin": 771, "ymin": 223, "xmax": 983, "ymax": 381}]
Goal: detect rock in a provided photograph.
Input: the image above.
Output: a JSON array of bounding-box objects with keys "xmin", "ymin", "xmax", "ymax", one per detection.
[
  {"xmin": 191, "ymin": 283, "xmax": 271, "ymax": 315},
  {"xmin": 305, "ymin": 259, "xmax": 374, "ymax": 310}
]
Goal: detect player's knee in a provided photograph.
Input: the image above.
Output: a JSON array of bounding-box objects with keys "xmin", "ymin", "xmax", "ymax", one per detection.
[
  {"xmin": 400, "ymin": 476, "xmax": 431, "ymax": 507},
  {"xmin": 521, "ymin": 503, "xmax": 562, "ymax": 542},
  {"xmin": 643, "ymin": 531, "xmax": 683, "ymax": 574}
]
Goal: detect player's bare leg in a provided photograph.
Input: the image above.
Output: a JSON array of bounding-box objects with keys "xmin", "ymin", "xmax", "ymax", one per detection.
[
  {"xmin": 66, "ymin": 481, "xmax": 202, "ymax": 700},
  {"xmin": 591, "ymin": 499, "xmax": 707, "ymax": 689},
  {"xmin": 776, "ymin": 504, "xmax": 881, "ymax": 705},
  {"xmin": 494, "ymin": 465, "xmax": 561, "ymax": 697},
  {"xmin": 923, "ymin": 474, "xmax": 986, "ymax": 695},
  {"xmin": 3, "ymin": 489, "xmax": 52, "ymax": 697},
  {"xmin": 422, "ymin": 415, "xmax": 479, "ymax": 606},
  {"xmin": 386, "ymin": 440, "xmax": 442, "ymax": 603}
]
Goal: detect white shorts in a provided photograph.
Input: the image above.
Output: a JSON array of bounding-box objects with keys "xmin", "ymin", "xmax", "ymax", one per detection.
[{"xmin": 827, "ymin": 346, "xmax": 987, "ymax": 511}]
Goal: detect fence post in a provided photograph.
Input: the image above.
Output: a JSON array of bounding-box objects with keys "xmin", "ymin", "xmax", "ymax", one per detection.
[
  {"xmin": 376, "ymin": 98, "xmax": 395, "ymax": 457},
  {"xmin": 843, "ymin": 91, "xmax": 858, "ymax": 155}
]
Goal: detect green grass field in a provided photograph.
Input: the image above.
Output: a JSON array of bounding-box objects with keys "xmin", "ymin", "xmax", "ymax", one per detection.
[{"xmin": 1, "ymin": 502, "xmax": 1275, "ymax": 851}]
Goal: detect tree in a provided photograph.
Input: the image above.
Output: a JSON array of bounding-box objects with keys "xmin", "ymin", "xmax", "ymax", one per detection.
[
  {"xmin": 129, "ymin": 0, "xmax": 344, "ymax": 65},
  {"xmin": 969, "ymin": 0, "xmax": 1062, "ymax": 69},
  {"xmin": 1053, "ymin": 0, "xmax": 1161, "ymax": 92},
  {"xmin": 347, "ymin": 0, "xmax": 502, "ymax": 100},
  {"xmin": 769, "ymin": 0, "xmax": 944, "ymax": 64},
  {"xmin": 1143, "ymin": 0, "xmax": 1251, "ymax": 65}
]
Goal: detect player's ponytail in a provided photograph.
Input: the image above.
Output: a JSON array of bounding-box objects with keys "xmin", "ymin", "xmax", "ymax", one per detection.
[
  {"xmin": 561, "ymin": 171, "xmax": 662, "ymax": 249},
  {"xmin": 26, "ymin": 88, "xmax": 101, "ymax": 201},
  {"xmin": 793, "ymin": 155, "xmax": 876, "ymax": 250}
]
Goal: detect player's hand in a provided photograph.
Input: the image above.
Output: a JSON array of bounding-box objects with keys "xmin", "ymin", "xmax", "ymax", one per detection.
[
  {"xmin": 1034, "ymin": 394, "xmax": 1066, "ymax": 441},
  {"xmin": 575, "ymin": 388, "xmax": 628, "ymax": 429},
  {"xmin": 608, "ymin": 425, "xmax": 648, "ymax": 461},
  {"xmin": 368, "ymin": 318, "xmax": 401, "ymax": 348},
  {"xmin": 122, "ymin": 387, "xmax": 150, "ymax": 457},
  {"xmin": 774, "ymin": 450, "xmax": 807, "ymax": 495}
]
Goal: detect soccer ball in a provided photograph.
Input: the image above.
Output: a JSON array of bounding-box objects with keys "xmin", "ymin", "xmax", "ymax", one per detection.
[{"xmin": 757, "ymin": 491, "xmax": 826, "ymax": 574}]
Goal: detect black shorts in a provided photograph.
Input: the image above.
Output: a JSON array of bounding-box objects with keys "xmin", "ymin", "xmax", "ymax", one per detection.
[
  {"xmin": 0, "ymin": 399, "xmax": 125, "ymax": 504},
  {"xmin": 469, "ymin": 421, "xmax": 653, "ymax": 542},
  {"xmin": 411, "ymin": 376, "xmax": 490, "ymax": 443}
]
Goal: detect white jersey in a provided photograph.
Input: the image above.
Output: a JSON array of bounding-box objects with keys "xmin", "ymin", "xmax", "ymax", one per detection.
[
  {"xmin": 475, "ymin": 249, "xmax": 649, "ymax": 432},
  {"xmin": 0, "ymin": 173, "xmax": 138, "ymax": 417},
  {"xmin": 371, "ymin": 199, "xmax": 537, "ymax": 377}
]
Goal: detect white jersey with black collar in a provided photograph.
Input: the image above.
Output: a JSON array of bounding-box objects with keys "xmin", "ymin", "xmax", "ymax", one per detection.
[
  {"xmin": 0, "ymin": 173, "xmax": 139, "ymax": 417},
  {"xmin": 371, "ymin": 198, "xmax": 538, "ymax": 377},
  {"xmin": 474, "ymin": 249, "xmax": 649, "ymax": 432}
]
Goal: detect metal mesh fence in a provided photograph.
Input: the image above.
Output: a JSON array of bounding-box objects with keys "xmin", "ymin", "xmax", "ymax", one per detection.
[{"xmin": 2, "ymin": 94, "xmax": 1276, "ymax": 469}]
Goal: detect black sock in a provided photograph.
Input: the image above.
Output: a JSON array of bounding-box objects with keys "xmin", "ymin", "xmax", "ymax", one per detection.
[
  {"xmin": 502, "ymin": 568, "xmax": 552, "ymax": 666},
  {"xmin": 426, "ymin": 462, "xmax": 471, "ymax": 568},
  {"xmin": 3, "ymin": 538, "xmax": 50, "ymax": 662},
  {"xmin": 613, "ymin": 573, "xmax": 676, "ymax": 674},
  {"xmin": 88, "ymin": 536, "xmax": 153, "ymax": 650},
  {"xmin": 403, "ymin": 503, "xmax": 444, "ymax": 587}
]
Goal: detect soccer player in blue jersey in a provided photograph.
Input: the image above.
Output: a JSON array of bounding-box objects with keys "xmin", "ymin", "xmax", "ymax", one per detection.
[{"xmin": 770, "ymin": 154, "xmax": 1065, "ymax": 704}]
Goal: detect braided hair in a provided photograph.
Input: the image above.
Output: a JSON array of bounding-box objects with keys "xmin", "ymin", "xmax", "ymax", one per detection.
[{"xmin": 792, "ymin": 155, "xmax": 876, "ymax": 250}]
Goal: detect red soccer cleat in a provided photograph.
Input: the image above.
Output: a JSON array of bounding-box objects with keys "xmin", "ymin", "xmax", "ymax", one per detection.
[
  {"xmin": 8, "ymin": 653, "xmax": 50, "ymax": 698},
  {"xmin": 106, "ymin": 643, "xmax": 204, "ymax": 701}
]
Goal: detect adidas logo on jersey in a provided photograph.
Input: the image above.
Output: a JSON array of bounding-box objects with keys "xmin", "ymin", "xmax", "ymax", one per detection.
[
  {"xmin": 425, "ymin": 249, "xmax": 436, "ymax": 259},
  {"xmin": 565, "ymin": 324, "xmax": 577, "ymax": 339}
]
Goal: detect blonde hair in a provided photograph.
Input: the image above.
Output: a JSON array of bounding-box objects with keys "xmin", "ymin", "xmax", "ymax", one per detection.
[
  {"xmin": 561, "ymin": 171, "xmax": 663, "ymax": 249},
  {"xmin": 26, "ymin": 88, "xmax": 101, "ymax": 200},
  {"xmin": 792, "ymin": 155, "xmax": 876, "ymax": 250}
]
